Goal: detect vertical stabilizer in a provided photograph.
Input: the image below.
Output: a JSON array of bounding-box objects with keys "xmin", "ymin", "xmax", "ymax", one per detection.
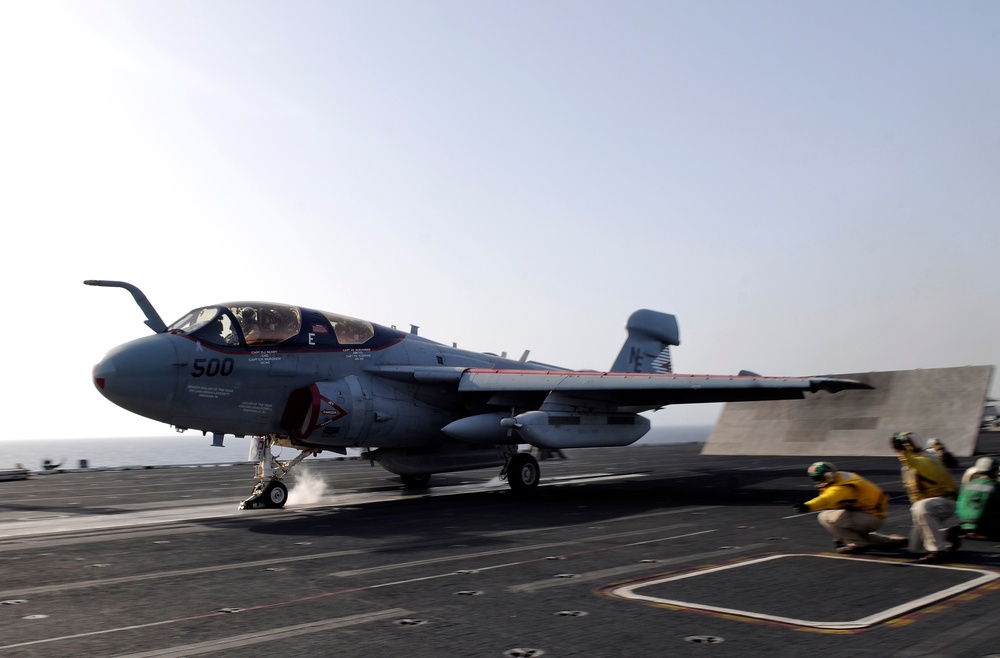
[{"xmin": 610, "ymin": 309, "xmax": 680, "ymax": 373}]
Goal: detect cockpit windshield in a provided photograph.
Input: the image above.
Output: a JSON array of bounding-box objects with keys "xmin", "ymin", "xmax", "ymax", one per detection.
[
  {"xmin": 168, "ymin": 307, "xmax": 220, "ymax": 336},
  {"xmin": 167, "ymin": 307, "xmax": 240, "ymax": 347}
]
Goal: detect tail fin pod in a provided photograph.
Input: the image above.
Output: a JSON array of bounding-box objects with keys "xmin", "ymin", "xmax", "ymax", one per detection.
[{"xmin": 610, "ymin": 309, "xmax": 680, "ymax": 373}]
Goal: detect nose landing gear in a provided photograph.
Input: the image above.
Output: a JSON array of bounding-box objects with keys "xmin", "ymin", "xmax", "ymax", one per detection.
[{"xmin": 239, "ymin": 436, "xmax": 319, "ymax": 509}]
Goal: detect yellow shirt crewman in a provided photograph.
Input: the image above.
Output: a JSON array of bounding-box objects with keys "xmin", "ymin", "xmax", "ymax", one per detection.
[{"xmin": 795, "ymin": 461, "xmax": 905, "ymax": 553}]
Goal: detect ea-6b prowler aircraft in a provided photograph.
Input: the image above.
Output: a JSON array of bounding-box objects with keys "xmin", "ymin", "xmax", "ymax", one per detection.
[{"xmin": 86, "ymin": 280, "xmax": 871, "ymax": 509}]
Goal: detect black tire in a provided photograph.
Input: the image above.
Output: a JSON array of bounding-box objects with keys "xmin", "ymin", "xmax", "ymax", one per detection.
[
  {"xmin": 507, "ymin": 453, "xmax": 540, "ymax": 492},
  {"xmin": 262, "ymin": 481, "xmax": 288, "ymax": 508},
  {"xmin": 401, "ymin": 473, "xmax": 431, "ymax": 488}
]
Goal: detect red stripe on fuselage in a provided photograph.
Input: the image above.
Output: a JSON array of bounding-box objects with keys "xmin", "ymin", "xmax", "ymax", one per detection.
[{"xmin": 463, "ymin": 369, "xmax": 807, "ymax": 380}]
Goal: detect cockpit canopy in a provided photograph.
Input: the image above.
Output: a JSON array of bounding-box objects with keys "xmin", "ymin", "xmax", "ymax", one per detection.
[{"xmin": 167, "ymin": 303, "xmax": 376, "ymax": 348}]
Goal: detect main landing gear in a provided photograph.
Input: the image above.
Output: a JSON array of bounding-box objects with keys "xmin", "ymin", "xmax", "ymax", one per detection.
[
  {"xmin": 239, "ymin": 436, "xmax": 319, "ymax": 510},
  {"xmin": 500, "ymin": 448, "xmax": 540, "ymax": 492}
]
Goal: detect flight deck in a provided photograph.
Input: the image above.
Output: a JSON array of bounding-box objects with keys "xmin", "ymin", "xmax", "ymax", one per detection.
[{"xmin": 1, "ymin": 441, "xmax": 999, "ymax": 657}]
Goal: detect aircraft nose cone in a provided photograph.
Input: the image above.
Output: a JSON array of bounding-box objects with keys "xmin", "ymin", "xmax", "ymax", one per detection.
[{"xmin": 93, "ymin": 335, "xmax": 179, "ymax": 423}]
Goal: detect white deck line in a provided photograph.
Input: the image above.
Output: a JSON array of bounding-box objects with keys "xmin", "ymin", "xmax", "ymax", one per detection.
[{"xmin": 0, "ymin": 472, "xmax": 648, "ymax": 539}]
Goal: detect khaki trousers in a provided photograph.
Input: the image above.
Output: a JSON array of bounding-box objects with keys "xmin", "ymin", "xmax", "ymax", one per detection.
[
  {"xmin": 911, "ymin": 497, "xmax": 959, "ymax": 552},
  {"xmin": 817, "ymin": 509, "xmax": 888, "ymax": 546}
]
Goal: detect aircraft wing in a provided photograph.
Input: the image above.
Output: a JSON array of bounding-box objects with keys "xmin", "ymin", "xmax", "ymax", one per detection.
[{"xmin": 456, "ymin": 369, "xmax": 872, "ymax": 413}]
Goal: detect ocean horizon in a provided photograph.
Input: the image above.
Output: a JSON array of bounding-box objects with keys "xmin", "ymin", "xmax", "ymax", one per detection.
[{"xmin": 1, "ymin": 425, "xmax": 713, "ymax": 471}]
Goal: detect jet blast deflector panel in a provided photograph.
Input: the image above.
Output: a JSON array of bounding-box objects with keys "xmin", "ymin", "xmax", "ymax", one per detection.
[{"xmin": 704, "ymin": 366, "xmax": 993, "ymax": 456}]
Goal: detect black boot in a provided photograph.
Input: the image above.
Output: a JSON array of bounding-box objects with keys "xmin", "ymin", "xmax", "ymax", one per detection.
[{"xmin": 945, "ymin": 526, "xmax": 962, "ymax": 552}]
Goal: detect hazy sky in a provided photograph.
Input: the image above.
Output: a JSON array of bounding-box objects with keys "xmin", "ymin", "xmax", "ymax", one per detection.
[{"xmin": 1, "ymin": 1, "xmax": 997, "ymax": 441}]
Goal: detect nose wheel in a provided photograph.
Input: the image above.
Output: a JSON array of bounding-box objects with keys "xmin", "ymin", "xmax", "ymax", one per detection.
[
  {"xmin": 239, "ymin": 436, "xmax": 316, "ymax": 509},
  {"xmin": 263, "ymin": 481, "xmax": 288, "ymax": 508},
  {"xmin": 241, "ymin": 479, "xmax": 289, "ymax": 509}
]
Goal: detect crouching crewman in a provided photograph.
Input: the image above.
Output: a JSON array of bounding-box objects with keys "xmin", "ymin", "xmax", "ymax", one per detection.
[
  {"xmin": 891, "ymin": 432, "xmax": 961, "ymax": 563},
  {"xmin": 794, "ymin": 461, "xmax": 906, "ymax": 554}
]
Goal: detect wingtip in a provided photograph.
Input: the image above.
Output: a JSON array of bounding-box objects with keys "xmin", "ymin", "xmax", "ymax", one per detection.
[{"xmin": 812, "ymin": 376, "xmax": 875, "ymax": 392}]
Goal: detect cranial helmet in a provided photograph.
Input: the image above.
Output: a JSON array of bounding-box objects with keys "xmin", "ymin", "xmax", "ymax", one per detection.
[
  {"xmin": 807, "ymin": 461, "xmax": 838, "ymax": 483},
  {"xmin": 892, "ymin": 431, "xmax": 921, "ymax": 451},
  {"xmin": 974, "ymin": 457, "xmax": 998, "ymax": 476}
]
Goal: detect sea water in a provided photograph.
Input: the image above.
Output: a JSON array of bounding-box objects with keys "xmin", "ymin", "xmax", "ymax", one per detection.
[
  {"xmin": 1, "ymin": 435, "xmax": 257, "ymax": 471},
  {"xmin": 1, "ymin": 425, "xmax": 712, "ymax": 471}
]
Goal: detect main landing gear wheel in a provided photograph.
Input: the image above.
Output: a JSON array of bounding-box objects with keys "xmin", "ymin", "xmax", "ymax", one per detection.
[
  {"xmin": 262, "ymin": 481, "xmax": 288, "ymax": 508},
  {"xmin": 401, "ymin": 473, "xmax": 431, "ymax": 488},
  {"xmin": 507, "ymin": 452, "xmax": 540, "ymax": 492}
]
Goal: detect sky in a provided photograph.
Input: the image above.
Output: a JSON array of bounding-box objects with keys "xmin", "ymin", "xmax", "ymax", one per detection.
[{"xmin": 1, "ymin": 1, "xmax": 997, "ymax": 441}]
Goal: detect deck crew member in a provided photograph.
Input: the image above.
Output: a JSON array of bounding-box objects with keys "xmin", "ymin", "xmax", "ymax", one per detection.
[
  {"xmin": 794, "ymin": 461, "xmax": 905, "ymax": 554},
  {"xmin": 926, "ymin": 438, "xmax": 959, "ymax": 469},
  {"xmin": 891, "ymin": 431, "xmax": 961, "ymax": 563},
  {"xmin": 957, "ymin": 457, "xmax": 1000, "ymax": 539},
  {"xmin": 962, "ymin": 456, "xmax": 999, "ymax": 485}
]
